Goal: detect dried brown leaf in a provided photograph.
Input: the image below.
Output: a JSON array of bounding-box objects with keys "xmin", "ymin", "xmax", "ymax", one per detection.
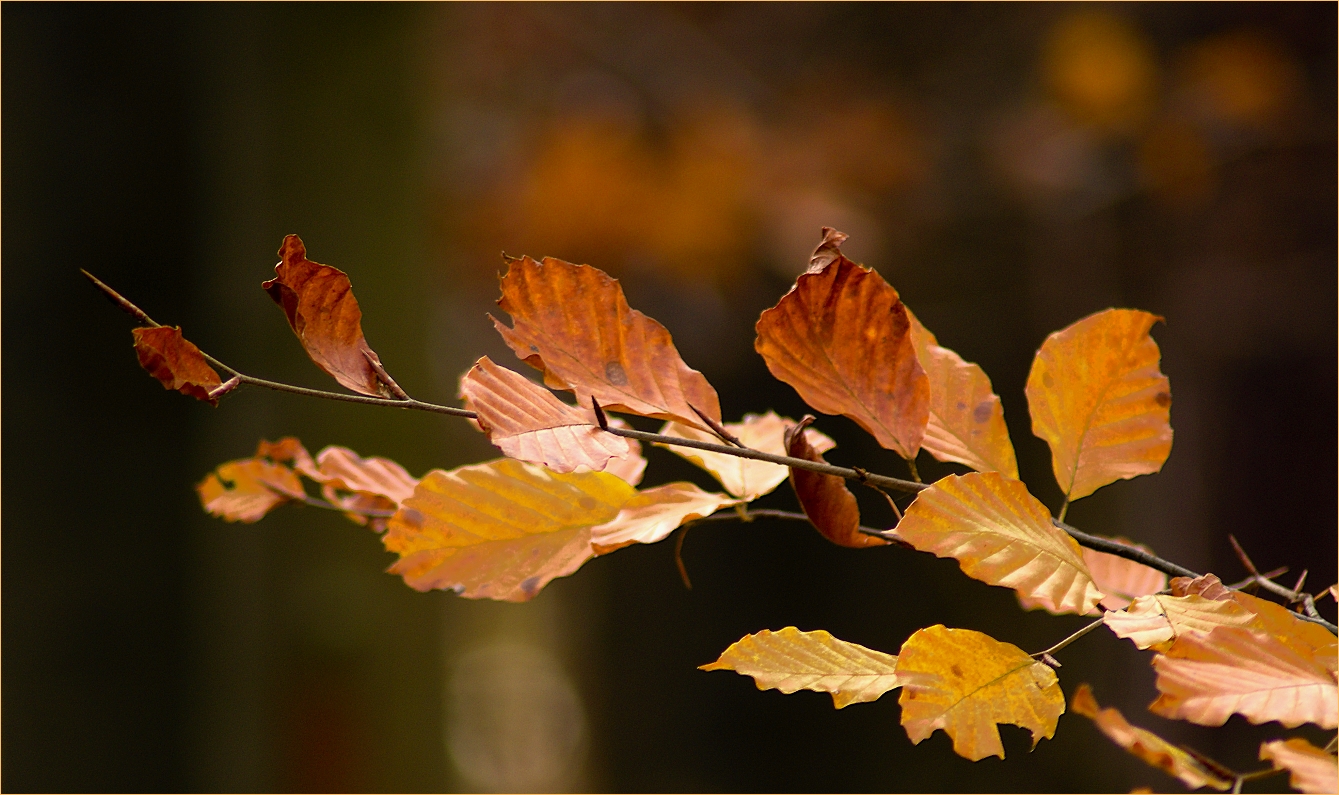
[
  {"xmin": 1260, "ymin": 738, "xmax": 1338, "ymax": 794},
  {"xmin": 657, "ymin": 411, "xmax": 835, "ymax": 501},
  {"xmin": 590, "ymin": 482, "xmax": 738, "ymax": 554},
  {"xmin": 784, "ymin": 417, "xmax": 887, "ymax": 549},
  {"xmin": 131, "ymin": 326, "xmax": 223, "ymax": 404}
]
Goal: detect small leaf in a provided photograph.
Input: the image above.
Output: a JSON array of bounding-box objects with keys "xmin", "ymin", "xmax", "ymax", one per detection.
[
  {"xmin": 382, "ymin": 459, "xmax": 635, "ymax": 601},
  {"xmin": 1260, "ymin": 738, "xmax": 1338, "ymax": 794},
  {"xmin": 491, "ymin": 254, "xmax": 722, "ymax": 431},
  {"xmin": 131, "ymin": 326, "xmax": 223, "ymax": 404},
  {"xmin": 784, "ymin": 417, "xmax": 887, "ymax": 549},
  {"xmin": 1104, "ymin": 593, "xmax": 1257, "ymax": 651},
  {"xmin": 895, "ymin": 625, "xmax": 1064, "ymax": 761},
  {"xmin": 460, "ymin": 356, "xmax": 632, "ymax": 473},
  {"xmin": 1071, "ymin": 684, "xmax": 1232, "ymax": 791},
  {"xmin": 657, "ymin": 411, "xmax": 835, "ymax": 501},
  {"xmin": 1026, "ymin": 308, "xmax": 1172, "ymax": 502},
  {"xmin": 755, "ymin": 228, "xmax": 929, "ymax": 459},
  {"xmin": 262, "ymin": 235, "xmax": 406, "ymax": 398},
  {"xmin": 700, "ymin": 627, "xmax": 902, "ymax": 709},
  {"xmin": 896, "ymin": 472, "xmax": 1104, "ymax": 615},
  {"xmin": 197, "ymin": 459, "xmax": 306, "ymax": 523},
  {"xmin": 309, "ymin": 446, "xmax": 419, "ymax": 532},
  {"xmin": 590, "ymin": 482, "xmax": 737, "ymax": 554}
]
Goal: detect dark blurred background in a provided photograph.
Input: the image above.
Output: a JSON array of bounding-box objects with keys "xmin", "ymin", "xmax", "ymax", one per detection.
[{"xmin": 4, "ymin": 3, "xmax": 1335, "ymax": 792}]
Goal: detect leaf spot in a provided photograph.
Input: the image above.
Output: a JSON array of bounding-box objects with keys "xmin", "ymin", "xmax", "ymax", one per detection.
[
  {"xmin": 520, "ymin": 576, "xmax": 542, "ymax": 597},
  {"xmin": 1154, "ymin": 392, "xmax": 1171, "ymax": 408},
  {"xmin": 604, "ymin": 361, "xmax": 629, "ymax": 386},
  {"xmin": 973, "ymin": 401, "xmax": 992, "ymax": 423},
  {"xmin": 950, "ymin": 663, "xmax": 964, "ymax": 678}
]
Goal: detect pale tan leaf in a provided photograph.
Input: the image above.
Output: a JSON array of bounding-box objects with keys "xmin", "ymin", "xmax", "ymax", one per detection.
[
  {"xmin": 1104, "ymin": 594, "xmax": 1259, "ymax": 651},
  {"xmin": 1171, "ymin": 575, "xmax": 1338, "ymax": 671},
  {"xmin": 1260, "ymin": 738, "xmax": 1338, "ymax": 794},
  {"xmin": 311, "ymin": 445, "xmax": 419, "ymax": 532},
  {"xmin": 657, "ymin": 411, "xmax": 835, "ymax": 500},
  {"xmin": 590, "ymin": 482, "xmax": 737, "ymax": 554},
  {"xmin": 1021, "ymin": 541, "xmax": 1168, "ymax": 613}
]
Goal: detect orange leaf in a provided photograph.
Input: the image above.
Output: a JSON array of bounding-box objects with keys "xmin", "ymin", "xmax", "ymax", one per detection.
[
  {"xmin": 1071, "ymin": 683, "xmax": 1232, "ymax": 791},
  {"xmin": 255, "ymin": 437, "xmax": 319, "ymax": 477},
  {"xmin": 382, "ymin": 459, "xmax": 635, "ymax": 601},
  {"xmin": 131, "ymin": 326, "xmax": 223, "ymax": 404},
  {"xmin": 755, "ymin": 228, "xmax": 929, "ymax": 459},
  {"xmin": 491, "ymin": 254, "xmax": 722, "ymax": 431},
  {"xmin": 197, "ymin": 458, "xmax": 306, "ymax": 523},
  {"xmin": 906, "ymin": 311, "xmax": 1018, "ymax": 477},
  {"xmin": 309, "ymin": 445, "xmax": 419, "ymax": 532},
  {"xmin": 1170, "ymin": 574, "xmax": 1337, "ymax": 668},
  {"xmin": 460, "ymin": 356, "xmax": 633, "ymax": 474},
  {"xmin": 1260, "ymin": 738, "xmax": 1338, "ymax": 794},
  {"xmin": 784, "ymin": 417, "xmax": 887, "ymax": 549},
  {"xmin": 1150, "ymin": 626, "xmax": 1338, "ymax": 729},
  {"xmin": 1104, "ymin": 593, "xmax": 1257, "ymax": 651},
  {"xmin": 1026, "ymin": 308, "xmax": 1172, "ymax": 502},
  {"xmin": 590, "ymin": 482, "xmax": 737, "ymax": 554},
  {"xmin": 700, "ymin": 627, "xmax": 902, "ymax": 709},
  {"xmin": 657, "ymin": 411, "xmax": 835, "ymax": 501},
  {"xmin": 895, "ymin": 625, "xmax": 1064, "ymax": 761},
  {"xmin": 896, "ymin": 472, "xmax": 1104, "ymax": 615},
  {"xmin": 1021, "ymin": 542, "xmax": 1167, "ymax": 613},
  {"xmin": 262, "ymin": 235, "xmax": 406, "ymax": 398}
]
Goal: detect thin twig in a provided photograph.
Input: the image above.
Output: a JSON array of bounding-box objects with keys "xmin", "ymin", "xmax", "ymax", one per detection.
[
  {"xmin": 688, "ymin": 507, "xmax": 911, "ymax": 548},
  {"xmin": 1229, "ymin": 535, "xmax": 1332, "ymax": 626},
  {"xmin": 1032, "ymin": 617, "xmax": 1105, "ymax": 659},
  {"xmin": 673, "ymin": 527, "xmax": 692, "ymax": 590},
  {"xmin": 689, "ymin": 403, "xmax": 743, "ymax": 447},
  {"xmin": 1057, "ymin": 520, "xmax": 1200, "ymax": 578},
  {"xmin": 299, "ymin": 494, "xmax": 396, "ymax": 518}
]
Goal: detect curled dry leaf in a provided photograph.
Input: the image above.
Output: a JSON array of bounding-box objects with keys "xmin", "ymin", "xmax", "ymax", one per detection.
[
  {"xmin": 382, "ymin": 459, "xmax": 635, "ymax": 602},
  {"xmin": 262, "ymin": 235, "xmax": 406, "ymax": 398},
  {"xmin": 906, "ymin": 311, "xmax": 1018, "ymax": 478},
  {"xmin": 197, "ymin": 459, "xmax": 306, "ymax": 523},
  {"xmin": 784, "ymin": 416, "xmax": 887, "ymax": 549},
  {"xmin": 895, "ymin": 625, "xmax": 1064, "ymax": 761},
  {"xmin": 755, "ymin": 228, "xmax": 929, "ymax": 459},
  {"xmin": 1026, "ymin": 308, "xmax": 1172, "ymax": 503},
  {"xmin": 699, "ymin": 627, "xmax": 902, "ymax": 709},
  {"xmin": 460, "ymin": 356, "xmax": 632, "ymax": 474},
  {"xmin": 896, "ymin": 472, "xmax": 1104, "ymax": 615},
  {"xmin": 1260, "ymin": 738, "xmax": 1339, "ymax": 794},
  {"xmin": 131, "ymin": 326, "xmax": 223, "ymax": 404},
  {"xmin": 491, "ymin": 254, "xmax": 721, "ymax": 431},
  {"xmin": 1021, "ymin": 540, "xmax": 1167, "ymax": 613},
  {"xmin": 657, "ymin": 411, "xmax": 835, "ymax": 501},
  {"xmin": 1071, "ymin": 684, "xmax": 1232, "ymax": 791},
  {"xmin": 590, "ymin": 482, "xmax": 737, "ymax": 554}
]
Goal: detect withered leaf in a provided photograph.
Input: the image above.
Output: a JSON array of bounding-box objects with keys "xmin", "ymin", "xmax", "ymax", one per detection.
[
  {"xmin": 785, "ymin": 417, "xmax": 887, "ymax": 549},
  {"xmin": 590, "ymin": 482, "xmax": 738, "ymax": 554},
  {"xmin": 197, "ymin": 458, "xmax": 306, "ymax": 523},
  {"xmin": 657, "ymin": 411, "xmax": 835, "ymax": 501},
  {"xmin": 263, "ymin": 235, "xmax": 406, "ymax": 398},
  {"xmin": 1260, "ymin": 738, "xmax": 1339, "ymax": 794},
  {"xmin": 755, "ymin": 228, "xmax": 929, "ymax": 459},
  {"xmin": 132, "ymin": 326, "xmax": 223, "ymax": 404},
  {"xmin": 491, "ymin": 254, "xmax": 722, "ymax": 431},
  {"xmin": 700, "ymin": 627, "xmax": 902, "ymax": 709}
]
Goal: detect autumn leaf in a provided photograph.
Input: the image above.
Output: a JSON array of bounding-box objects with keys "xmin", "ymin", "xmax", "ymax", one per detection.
[
  {"xmin": 895, "ymin": 625, "xmax": 1064, "ymax": 761},
  {"xmin": 491, "ymin": 254, "xmax": 722, "ymax": 431},
  {"xmin": 1104, "ymin": 593, "xmax": 1257, "ymax": 651},
  {"xmin": 308, "ymin": 445, "xmax": 419, "ymax": 532},
  {"xmin": 906, "ymin": 310, "xmax": 1018, "ymax": 478},
  {"xmin": 1170, "ymin": 574, "xmax": 1337, "ymax": 668},
  {"xmin": 1150, "ymin": 625, "xmax": 1338, "ymax": 729},
  {"xmin": 1025, "ymin": 308, "xmax": 1172, "ymax": 503},
  {"xmin": 262, "ymin": 235, "xmax": 407, "ymax": 398},
  {"xmin": 460, "ymin": 356, "xmax": 632, "ymax": 474},
  {"xmin": 1020, "ymin": 540, "xmax": 1167, "ymax": 613},
  {"xmin": 657, "ymin": 411, "xmax": 835, "ymax": 501},
  {"xmin": 755, "ymin": 227, "xmax": 929, "ymax": 459},
  {"xmin": 785, "ymin": 416, "xmax": 887, "ymax": 549},
  {"xmin": 700, "ymin": 627, "xmax": 902, "ymax": 709},
  {"xmin": 382, "ymin": 458, "xmax": 635, "ymax": 601},
  {"xmin": 603, "ymin": 417, "xmax": 647, "ymax": 487},
  {"xmin": 1070, "ymin": 683, "xmax": 1232, "ymax": 791},
  {"xmin": 590, "ymin": 482, "xmax": 737, "ymax": 554},
  {"xmin": 197, "ymin": 458, "xmax": 306, "ymax": 523},
  {"xmin": 255, "ymin": 436, "xmax": 319, "ymax": 477},
  {"xmin": 896, "ymin": 472, "xmax": 1104, "ymax": 615},
  {"xmin": 132, "ymin": 326, "xmax": 224, "ymax": 404},
  {"xmin": 1260, "ymin": 738, "xmax": 1339, "ymax": 794}
]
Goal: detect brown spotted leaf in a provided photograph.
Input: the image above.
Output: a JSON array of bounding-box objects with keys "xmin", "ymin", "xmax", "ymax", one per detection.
[
  {"xmin": 132, "ymin": 326, "xmax": 223, "ymax": 404},
  {"xmin": 590, "ymin": 482, "xmax": 737, "ymax": 554},
  {"xmin": 755, "ymin": 228, "xmax": 929, "ymax": 459},
  {"xmin": 657, "ymin": 411, "xmax": 835, "ymax": 501},
  {"xmin": 1260, "ymin": 738, "xmax": 1338, "ymax": 794},
  {"xmin": 700, "ymin": 627, "xmax": 902, "ymax": 709},
  {"xmin": 785, "ymin": 417, "xmax": 887, "ymax": 549},
  {"xmin": 263, "ymin": 235, "xmax": 406, "ymax": 398},
  {"xmin": 491, "ymin": 255, "xmax": 721, "ymax": 431}
]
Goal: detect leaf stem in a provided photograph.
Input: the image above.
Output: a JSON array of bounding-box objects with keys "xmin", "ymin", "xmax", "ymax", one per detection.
[{"xmin": 1032, "ymin": 617, "xmax": 1105, "ymax": 659}]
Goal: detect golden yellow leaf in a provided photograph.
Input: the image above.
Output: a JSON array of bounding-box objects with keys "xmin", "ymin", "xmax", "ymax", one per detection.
[
  {"xmin": 1025, "ymin": 308, "xmax": 1172, "ymax": 503},
  {"xmin": 700, "ymin": 627, "xmax": 902, "ymax": 709},
  {"xmin": 1022, "ymin": 541, "xmax": 1167, "ymax": 613},
  {"xmin": 590, "ymin": 482, "xmax": 738, "ymax": 554},
  {"xmin": 1104, "ymin": 593, "xmax": 1258, "ymax": 651},
  {"xmin": 657, "ymin": 411, "xmax": 835, "ymax": 501},
  {"xmin": 895, "ymin": 472, "xmax": 1104, "ymax": 615},
  {"xmin": 382, "ymin": 459, "xmax": 635, "ymax": 601},
  {"xmin": 896, "ymin": 625, "xmax": 1064, "ymax": 761},
  {"xmin": 1260, "ymin": 738, "xmax": 1339, "ymax": 794}
]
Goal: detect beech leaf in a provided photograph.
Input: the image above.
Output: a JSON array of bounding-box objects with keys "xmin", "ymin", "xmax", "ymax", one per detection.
[
  {"xmin": 602, "ymin": 417, "xmax": 648, "ymax": 486},
  {"xmin": 308, "ymin": 445, "xmax": 419, "ymax": 532},
  {"xmin": 699, "ymin": 627, "xmax": 902, "ymax": 709},
  {"xmin": 382, "ymin": 459, "xmax": 635, "ymax": 601},
  {"xmin": 460, "ymin": 356, "xmax": 632, "ymax": 473},
  {"xmin": 895, "ymin": 472, "xmax": 1104, "ymax": 615},
  {"xmin": 1023, "ymin": 541, "xmax": 1167, "ymax": 613},
  {"xmin": 755, "ymin": 228, "xmax": 929, "ymax": 459},
  {"xmin": 1170, "ymin": 575, "xmax": 1338, "ymax": 671},
  {"xmin": 1025, "ymin": 308, "xmax": 1172, "ymax": 502},
  {"xmin": 657, "ymin": 411, "xmax": 835, "ymax": 501},
  {"xmin": 1104, "ymin": 593, "xmax": 1257, "ymax": 651},
  {"xmin": 1260, "ymin": 738, "xmax": 1339, "ymax": 794},
  {"xmin": 785, "ymin": 416, "xmax": 887, "ymax": 549},
  {"xmin": 590, "ymin": 482, "xmax": 737, "ymax": 554},
  {"xmin": 262, "ymin": 235, "xmax": 406, "ymax": 398},
  {"xmin": 132, "ymin": 326, "xmax": 223, "ymax": 404},
  {"xmin": 895, "ymin": 625, "xmax": 1064, "ymax": 761},
  {"xmin": 197, "ymin": 459, "xmax": 306, "ymax": 523},
  {"xmin": 491, "ymin": 254, "xmax": 722, "ymax": 431}
]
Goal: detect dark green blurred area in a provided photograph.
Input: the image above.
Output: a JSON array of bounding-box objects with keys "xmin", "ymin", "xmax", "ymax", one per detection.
[{"xmin": 3, "ymin": 3, "xmax": 1334, "ymax": 792}]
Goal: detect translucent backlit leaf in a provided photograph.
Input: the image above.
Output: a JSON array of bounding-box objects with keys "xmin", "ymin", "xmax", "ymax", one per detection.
[
  {"xmin": 309, "ymin": 445, "xmax": 419, "ymax": 532},
  {"xmin": 1170, "ymin": 575, "xmax": 1338, "ymax": 669},
  {"xmin": 590, "ymin": 482, "xmax": 737, "ymax": 554},
  {"xmin": 1020, "ymin": 539, "xmax": 1167, "ymax": 613},
  {"xmin": 1104, "ymin": 593, "xmax": 1257, "ymax": 651},
  {"xmin": 896, "ymin": 625, "xmax": 1064, "ymax": 761},
  {"xmin": 700, "ymin": 627, "xmax": 902, "ymax": 709},
  {"xmin": 657, "ymin": 411, "xmax": 835, "ymax": 501},
  {"xmin": 1260, "ymin": 738, "xmax": 1339, "ymax": 794},
  {"xmin": 131, "ymin": 326, "xmax": 223, "ymax": 404},
  {"xmin": 382, "ymin": 459, "xmax": 635, "ymax": 601},
  {"xmin": 784, "ymin": 417, "xmax": 887, "ymax": 549},
  {"xmin": 1026, "ymin": 308, "xmax": 1172, "ymax": 502},
  {"xmin": 896, "ymin": 472, "xmax": 1104, "ymax": 615},
  {"xmin": 755, "ymin": 228, "xmax": 929, "ymax": 459},
  {"xmin": 491, "ymin": 254, "xmax": 721, "ymax": 431},
  {"xmin": 197, "ymin": 459, "xmax": 305, "ymax": 523}
]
